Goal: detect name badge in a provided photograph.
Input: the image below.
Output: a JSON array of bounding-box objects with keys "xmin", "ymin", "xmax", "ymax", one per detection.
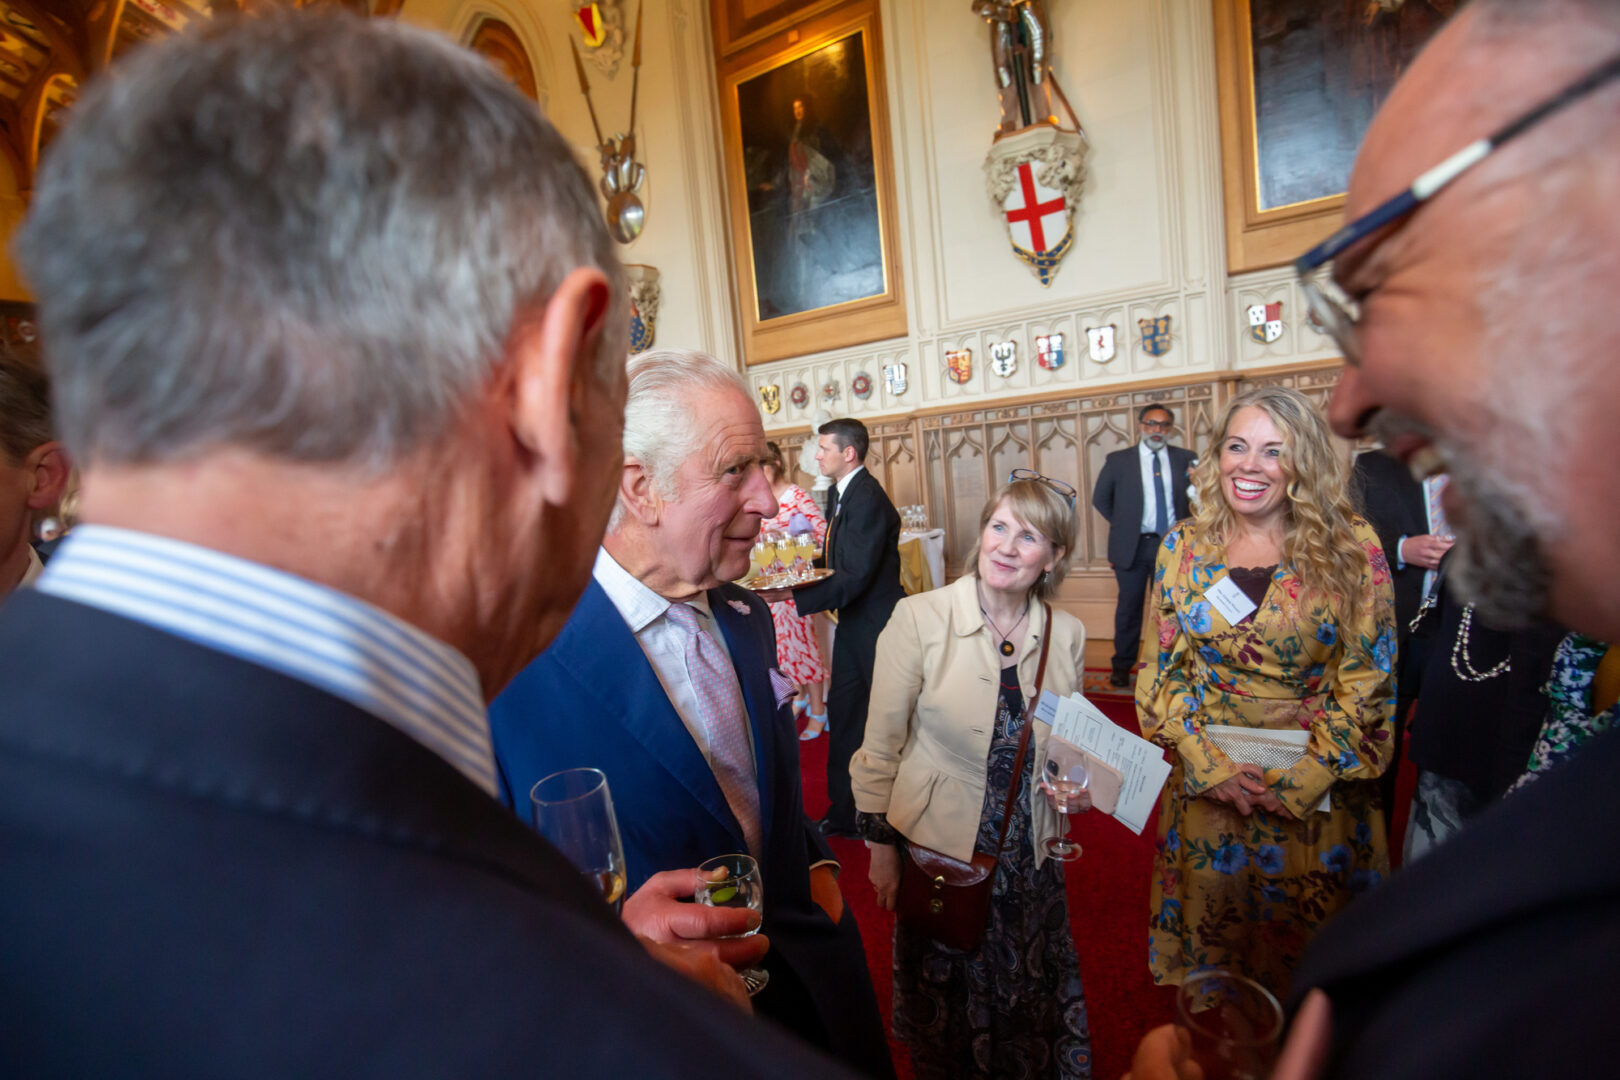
[{"xmin": 1205, "ymin": 575, "xmax": 1258, "ymax": 626}]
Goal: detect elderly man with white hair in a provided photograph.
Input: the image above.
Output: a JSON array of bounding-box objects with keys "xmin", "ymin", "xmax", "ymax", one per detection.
[
  {"xmin": 492, "ymin": 347, "xmax": 892, "ymax": 1077},
  {"xmin": 0, "ymin": 13, "xmax": 856, "ymax": 1077}
]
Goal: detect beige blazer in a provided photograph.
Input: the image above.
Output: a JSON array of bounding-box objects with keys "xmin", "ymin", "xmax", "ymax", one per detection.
[{"xmin": 850, "ymin": 573, "xmax": 1088, "ymax": 866}]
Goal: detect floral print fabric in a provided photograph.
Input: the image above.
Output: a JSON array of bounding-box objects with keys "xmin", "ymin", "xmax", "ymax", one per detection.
[
  {"xmin": 760, "ymin": 484, "xmax": 828, "ymax": 685},
  {"xmin": 1136, "ymin": 518, "xmax": 1396, "ymax": 995},
  {"xmin": 1515, "ymin": 633, "xmax": 1616, "ymax": 789}
]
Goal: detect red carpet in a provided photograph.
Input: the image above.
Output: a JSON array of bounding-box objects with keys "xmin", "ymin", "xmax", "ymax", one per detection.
[{"xmin": 798, "ymin": 690, "xmax": 1175, "ymax": 1080}]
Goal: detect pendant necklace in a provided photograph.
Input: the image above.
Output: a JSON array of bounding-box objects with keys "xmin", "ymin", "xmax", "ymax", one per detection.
[{"xmin": 980, "ymin": 597, "xmax": 1029, "ymax": 657}]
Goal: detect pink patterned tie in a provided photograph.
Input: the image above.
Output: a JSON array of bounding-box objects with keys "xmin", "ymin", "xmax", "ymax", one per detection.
[{"xmin": 664, "ymin": 602, "xmax": 763, "ymax": 858}]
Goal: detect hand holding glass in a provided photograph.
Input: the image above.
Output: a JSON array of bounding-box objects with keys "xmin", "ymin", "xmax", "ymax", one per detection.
[
  {"xmin": 1040, "ymin": 753, "xmax": 1090, "ymax": 862},
  {"xmin": 696, "ymin": 853, "xmax": 769, "ymax": 995},
  {"xmin": 1176, "ymin": 969, "xmax": 1284, "ymax": 1080},
  {"xmin": 530, "ymin": 767, "xmax": 628, "ymax": 913}
]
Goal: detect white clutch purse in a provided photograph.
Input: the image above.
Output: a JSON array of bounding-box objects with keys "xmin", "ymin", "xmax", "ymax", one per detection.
[{"xmin": 1202, "ymin": 725, "xmax": 1331, "ymax": 812}]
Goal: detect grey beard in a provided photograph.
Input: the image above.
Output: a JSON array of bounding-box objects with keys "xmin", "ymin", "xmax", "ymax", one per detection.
[
  {"xmin": 1144, "ymin": 436, "xmax": 1166, "ymax": 451},
  {"xmin": 1368, "ymin": 411, "xmax": 1554, "ymax": 628}
]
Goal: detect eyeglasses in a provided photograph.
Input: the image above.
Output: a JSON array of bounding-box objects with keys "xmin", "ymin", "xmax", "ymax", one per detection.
[
  {"xmin": 1009, "ymin": 468, "xmax": 1077, "ymax": 509},
  {"xmin": 1140, "ymin": 419, "xmax": 1173, "ymax": 432},
  {"xmin": 1295, "ymin": 51, "xmax": 1620, "ymax": 366}
]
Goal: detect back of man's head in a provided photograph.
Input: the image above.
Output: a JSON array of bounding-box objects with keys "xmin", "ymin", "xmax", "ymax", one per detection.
[
  {"xmin": 15, "ymin": 11, "xmax": 625, "ymax": 471},
  {"xmin": 818, "ymin": 418, "xmax": 869, "ymax": 464}
]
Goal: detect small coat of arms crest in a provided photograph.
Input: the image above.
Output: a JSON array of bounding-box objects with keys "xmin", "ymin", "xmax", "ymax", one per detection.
[
  {"xmin": 852, "ymin": 372, "xmax": 874, "ymax": 400},
  {"xmin": 989, "ymin": 341, "xmax": 1018, "ymax": 378},
  {"xmin": 1035, "ymin": 333, "xmax": 1066, "ymax": 370},
  {"xmin": 1139, "ymin": 315, "xmax": 1173, "ymax": 358},
  {"xmin": 789, "ymin": 383, "xmax": 809, "ymax": 409},
  {"xmin": 1247, "ymin": 301, "xmax": 1283, "ymax": 345},
  {"xmin": 945, "ymin": 348, "xmax": 973, "ymax": 385},
  {"xmin": 884, "ymin": 363, "xmax": 909, "ymax": 396},
  {"xmin": 1086, "ymin": 324, "xmax": 1116, "ymax": 363},
  {"xmin": 758, "ymin": 384, "xmax": 781, "ymax": 415}
]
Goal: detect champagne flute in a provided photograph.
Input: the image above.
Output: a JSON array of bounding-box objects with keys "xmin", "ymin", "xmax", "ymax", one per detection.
[
  {"xmin": 696, "ymin": 853, "xmax": 769, "ymax": 996},
  {"xmin": 530, "ymin": 767, "xmax": 629, "ymax": 913},
  {"xmin": 750, "ymin": 539, "xmax": 772, "ymax": 581},
  {"xmin": 1040, "ymin": 752, "xmax": 1090, "ymax": 862},
  {"xmin": 793, "ymin": 534, "xmax": 815, "ymax": 577},
  {"xmin": 775, "ymin": 536, "xmax": 799, "ymax": 583}
]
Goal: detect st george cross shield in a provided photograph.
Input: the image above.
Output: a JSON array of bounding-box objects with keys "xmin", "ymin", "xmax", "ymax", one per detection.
[
  {"xmin": 1002, "ymin": 162, "xmax": 1073, "ymax": 288},
  {"xmin": 1086, "ymin": 324, "xmax": 1116, "ymax": 363},
  {"xmin": 990, "ymin": 341, "xmax": 1018, "ymax": 377},
  {"xmin": 1035, "ymin": 333, "xmax": 1066, "ymax": 370},
  {"xmin": 1247, "ymin": 302, "xmax": 1283, "ymax": 345},
  {"xmin": 946, "ymin": 348, "xmax": 973, "ymax": 385}
]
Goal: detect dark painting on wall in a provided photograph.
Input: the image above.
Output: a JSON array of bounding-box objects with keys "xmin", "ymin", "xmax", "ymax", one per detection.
[
  {"xmin": 736, "ymin": 29, "xmax": 884, "ymax": 321},
  {"xmin": 1250, "ymin": 0, "xmax": 1460, "ymax": 211}
]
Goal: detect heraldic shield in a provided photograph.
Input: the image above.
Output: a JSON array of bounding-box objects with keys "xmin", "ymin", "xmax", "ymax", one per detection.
[
  {"xmin": 758, "ymin": 384, "xmax": 781, "ymax": 415},
  {"xmin": 984, "ymin": 124, "xmax": 1087, "ymax": 288},
  {"xmin": 1139, "ymin": 315, "xmax": 1173, "ymax": 357},
  {"xmin": 946, "ymin": 348, "xmax": 973, "ymax": 385}
]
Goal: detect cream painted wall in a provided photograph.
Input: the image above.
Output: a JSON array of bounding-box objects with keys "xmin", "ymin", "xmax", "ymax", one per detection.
[{"xmin": 399, "ymin": 0, "xmax": 1337, "ymax": 420}]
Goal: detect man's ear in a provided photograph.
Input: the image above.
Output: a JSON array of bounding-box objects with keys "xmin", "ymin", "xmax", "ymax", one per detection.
[
  {"xmin": 618, "ymin": 457, "xmax": 660, "ymax": 527},
  {"xmin": 507, "ymin": 267, "xmax": 613, "ymax": 505},
  {"xmin": 24, "ymin": 442, "xmax": 69, "ymax": 511}
]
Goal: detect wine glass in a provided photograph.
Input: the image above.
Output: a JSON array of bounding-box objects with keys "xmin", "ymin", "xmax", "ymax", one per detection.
[
  {"xmin": 696, "ymin": 853, "xmax": 769, "ymax": 996},
  {"xmin": 530, "ymin": 767, "xmax": 629, "ymax": 914},
  {"xmin": 1040, "ymin": 752, "xmax": 1090, "ymax": 862},
  {"xmin": 775, "ymin": 535, "xmax": 800, "ymax": 583},
  {"xmin": 1176, "ymin": 969, "xmax": 1284, "ymax": 1080}
]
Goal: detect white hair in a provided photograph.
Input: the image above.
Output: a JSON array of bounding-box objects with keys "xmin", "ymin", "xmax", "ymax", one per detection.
[{"xmin": 607, "ymin": 348, "xmax": 750, "ymax": 532}]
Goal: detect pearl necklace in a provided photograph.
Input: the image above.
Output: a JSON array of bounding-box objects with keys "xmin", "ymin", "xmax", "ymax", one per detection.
[{"xmin": 1450, "ymin": 604, "xmax": 1511, "ymax": 682}]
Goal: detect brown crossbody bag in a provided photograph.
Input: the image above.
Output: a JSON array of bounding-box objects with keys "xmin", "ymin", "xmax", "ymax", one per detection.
[{"xmin": 895, "ymin": 602, "xmax": 1053, "ymax": 952}]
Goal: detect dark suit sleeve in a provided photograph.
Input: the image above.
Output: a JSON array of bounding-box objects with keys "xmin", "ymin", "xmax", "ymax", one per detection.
[
  {"xmin": 1092, "ymin": 454, "xmax": 1117, "ymax": 517},
  {"xmin": 792, "ymin": 487, "xmax": 895, "ymax": 617},
  {"xmin": 1352, "ymin": 454, "xmax": 1406, "ymax": 565}
]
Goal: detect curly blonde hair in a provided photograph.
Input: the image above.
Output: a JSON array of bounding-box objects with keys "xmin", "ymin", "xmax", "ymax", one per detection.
[{"xmin": 1188, "ymin": 387, "xmax": 1368, "ymax": 622}]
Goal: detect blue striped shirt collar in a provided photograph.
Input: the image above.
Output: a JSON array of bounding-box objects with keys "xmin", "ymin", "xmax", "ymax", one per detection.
[{"xmin": 36, "ymin": 525, "xmax": 496, "ymax": 797}]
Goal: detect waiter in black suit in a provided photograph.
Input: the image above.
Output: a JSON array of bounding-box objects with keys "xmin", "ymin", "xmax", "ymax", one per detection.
[
  {"xmin": 1351, "ymin": 447, "xmax": 1453, "ymax": 814},
  {"xmin": 0, "ymin": 14, "xmax": 852, "ymax": 1077},
  {"xmin": 789, "ymin": 418, "xmax": 905, "ymax": 837},
  {"xmin": 1090, "ymin": 404, "xmax": 1195, "ymax": 687}
]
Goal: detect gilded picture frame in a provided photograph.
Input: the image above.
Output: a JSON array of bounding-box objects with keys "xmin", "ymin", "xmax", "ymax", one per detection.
[
  {"xmin": 715, "ymin": 0, "xmax": 907, "ymax": 366},
  {"xmin": 1213, "ymin": 0, "xmax": 1459, "ymax": 274}
]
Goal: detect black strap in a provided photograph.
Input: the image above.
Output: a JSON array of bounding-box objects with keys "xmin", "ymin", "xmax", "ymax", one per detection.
[{"xmin": 989, "ymin": 601, "xmax": 1053, "ymax": 863}]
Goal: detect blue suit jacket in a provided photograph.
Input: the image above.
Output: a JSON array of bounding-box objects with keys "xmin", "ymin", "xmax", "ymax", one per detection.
[{"xmin": 491, "ymin": 578, "xmax": 891, "ymax": 1076}]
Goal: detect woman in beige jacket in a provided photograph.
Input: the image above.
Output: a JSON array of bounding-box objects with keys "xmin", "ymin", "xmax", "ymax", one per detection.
[{"xmin": 851, "ymin": 475, "xmax": 1094, "ymax": 1079}]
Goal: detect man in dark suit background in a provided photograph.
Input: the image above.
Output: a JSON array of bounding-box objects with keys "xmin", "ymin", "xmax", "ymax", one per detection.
[
  {"xmin": 491, "ymin": 350, "xmax": 890, "ymax": 1077},
  {"xmin": 789, "ymin": 418, "xmax": 906, "ymax": 839},
  {"xmin": 0, "ymin": 352, "xmax": 69, "ymax": 598},
  {"xmin": 1351, "ymin": 446, "xmax": 1453, "ymax": 816},
  {"xmin": 1, "ymin": 15, "xmax": 852, "ymax": 1077},
  {"xmin": 1090, "ymin": 403, "xmax": 1195, "ymax": 687}
]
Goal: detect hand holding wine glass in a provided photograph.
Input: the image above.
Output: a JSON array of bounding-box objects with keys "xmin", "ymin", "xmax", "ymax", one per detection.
[
  {"xmin": 1040, "ymin": 750, "xmax": 1091, "ymax": 862},
  {"xmin": 696, "ymin": 853, "xmax": 770, "ymax": 995}
]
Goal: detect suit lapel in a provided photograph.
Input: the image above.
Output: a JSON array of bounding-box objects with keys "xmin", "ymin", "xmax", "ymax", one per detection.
[
  {"xmin": 556, "ymin": 582, "xmax": 747, "ymax": 850},
  {"xmin": 707, "ymin": 589, "xmax": 777, "ymax": 846}
]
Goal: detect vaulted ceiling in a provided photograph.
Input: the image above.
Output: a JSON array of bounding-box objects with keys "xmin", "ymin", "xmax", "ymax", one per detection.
[{"xmin": 2, "ymin": 0, "xmax": 400, "ymax": 195}]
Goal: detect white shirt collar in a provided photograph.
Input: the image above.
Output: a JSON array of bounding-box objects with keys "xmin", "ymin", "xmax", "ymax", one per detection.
[
  {"xmin": 20, "ymin": 544, "xmax": 43, "ymax": 588},
  {"xmin": 592, "ymin": 546, "xmax": 713, "ymax": 632},
  {"xmin": 835, "ymin": 464, "xmax": 865, "ymax": 499}
]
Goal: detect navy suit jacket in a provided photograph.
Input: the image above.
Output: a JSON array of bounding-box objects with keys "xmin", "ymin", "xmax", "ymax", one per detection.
[
  {"xmin": 490, "ymin": 578, "xmax": 891, "ymax": 1076},
  {"xmin": 793, "ymin": 467, "xmax": 905, "ymax": 679},
  {"xmin": 0, "ymin": 589, "xmax": 851, "ymax": 1078},
  {"xmin": 1091, "ymin": 443, "xmax": 1196, "ymax": 569}
]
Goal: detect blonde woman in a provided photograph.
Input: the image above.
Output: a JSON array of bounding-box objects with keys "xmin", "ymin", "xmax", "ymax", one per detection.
[
  {"xmin": 853, "ymin": 476, "xmax": 1092, "ymax": 1079},
  {"xmin": 1139, "ymin": 386, "xmax": 1396, "ymax": 996}
]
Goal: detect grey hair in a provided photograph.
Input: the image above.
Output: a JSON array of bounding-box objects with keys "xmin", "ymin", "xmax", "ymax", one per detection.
[
  {"xmin": 608, "ymin": 347, "xmax": 750, "ymax": 531},
  {"xmin": 0, "ymin": 350, "xmax": 52, "ymax": 464},
  {"xmin": 14, "ymin": 11, "xmax": 626, "ymax": 468}
]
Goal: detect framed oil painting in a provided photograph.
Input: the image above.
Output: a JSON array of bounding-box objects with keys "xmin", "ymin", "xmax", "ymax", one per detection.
[
  {"xmin": 716, "ymin": 0, "xmax": 906, "ymax": 365},
  {"xmin": 1214, "ymin": 0, "xmax": 1461, "ymax": 273}
]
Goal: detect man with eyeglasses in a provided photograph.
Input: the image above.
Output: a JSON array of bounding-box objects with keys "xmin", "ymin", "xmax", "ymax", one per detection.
[
  {"xmin": 1091, "ymin": 404, "xmax": 1195, "ymax": 688},
  {"xmin": 1128, "ymin": 2, "xmax": 1620, "ymax": 1078}
]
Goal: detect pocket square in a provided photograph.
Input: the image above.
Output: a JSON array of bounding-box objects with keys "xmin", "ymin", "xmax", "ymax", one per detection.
[{"xmin": 768, "ymin": 668, "xmax": 797, "ymax": 708}]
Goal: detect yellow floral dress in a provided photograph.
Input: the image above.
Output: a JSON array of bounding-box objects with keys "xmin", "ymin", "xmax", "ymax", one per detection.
[{"xmin": 1137, "ymin": 518, "xmax": 1396, "ymax": 996}]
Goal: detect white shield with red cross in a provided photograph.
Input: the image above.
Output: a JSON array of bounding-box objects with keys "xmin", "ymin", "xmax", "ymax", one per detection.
[
  {"xmin": 983, "ymin": 124, "xmax": 1086, "ymax": 289},
  {"xmin": 1002, "ymin": 162, "xmax": 1073, "ymax": 287}
]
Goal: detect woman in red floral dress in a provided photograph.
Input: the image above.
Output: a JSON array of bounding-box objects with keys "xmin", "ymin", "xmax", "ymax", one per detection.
[{"xmin": 761, "ymin": 442, "xmax": 830, "ymax": 739}]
